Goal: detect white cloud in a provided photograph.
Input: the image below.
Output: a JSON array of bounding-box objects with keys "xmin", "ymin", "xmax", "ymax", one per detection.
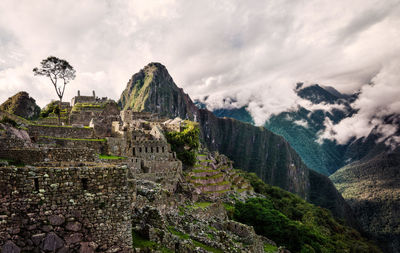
[
  {"xmin": 293, "ymin": 119, "xmax": 309, "ymax": 128},
  {"xmin": 0, "ymin": 0, "xmax": 399, "ymax": 136},
  {"xmin": 319, "ymin": 58, "xmax": 400, "ymax": 144}
]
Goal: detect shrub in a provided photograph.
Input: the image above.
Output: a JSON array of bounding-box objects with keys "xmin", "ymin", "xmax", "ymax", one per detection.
[
  {"xmin": 0, "ymin": 116, "xmax": 18, "ymax": 127},
  {"xmin": 165, "ymin": 121, "xmax": 200, "ymax": 166}
]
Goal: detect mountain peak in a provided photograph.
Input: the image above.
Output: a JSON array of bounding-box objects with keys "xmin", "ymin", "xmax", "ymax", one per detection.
[{"xmin": 118, "ymin": 63, "xmax": 197, "ymax": 119}]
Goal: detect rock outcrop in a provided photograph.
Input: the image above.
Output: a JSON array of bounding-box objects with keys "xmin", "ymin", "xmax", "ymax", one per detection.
[{"xmin": 0, "ymin": 91, "xmax": 40, "ymax": 120}]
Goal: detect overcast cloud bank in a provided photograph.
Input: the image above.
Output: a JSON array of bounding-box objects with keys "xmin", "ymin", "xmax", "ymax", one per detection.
[{"xmin": 0, "ymin": 0, "xmax": 399, "ymax": 144}]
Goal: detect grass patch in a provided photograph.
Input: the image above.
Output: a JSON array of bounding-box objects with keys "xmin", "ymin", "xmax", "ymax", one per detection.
[
  {"xmin": 34, "ymin": 124, "xmax": 92, "ymax": 129},
  {"xmin": 167, "ymin": 226, "xmax": 222, "ymax": 253},
  {"xmin": 192, "ymin": 240, "xmax": 223, "ymax": 253},
  {"xmin": 192, "ymin": 169, "xmax": 219, "ymax": 173},
  {"xmin": 132, "ymin": 231, "xmax": 173, "ymax": 253},
  {"xmin": 191, "ymin": 173, "xmax": 223, "ymax": 180},
  {"xmin": 263, "ymin": 244, "xmax": 278, "ymax": 253},
  {"xmin": 167, "ymin": 226, "xmax": 190, "ymax": 240},
  {"xmin": 204, "ymin": 189, "xmax": 230, "ymax": 195},
  {"xmin": 192, "ymin": 202, "xmax": 212, "ymax": 209},
  {"xmin": 99, "ymin": 154, "xmax": 127, "ymax": 160}
]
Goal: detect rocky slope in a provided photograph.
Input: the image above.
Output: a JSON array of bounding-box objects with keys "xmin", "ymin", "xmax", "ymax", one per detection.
[
  {"xmin": 0, "ymin": 91, "xmax": 41, "ymax": 120},
  {"xmin": 118, "ymin": 63, "xmax": 355, "ymax": 226}
]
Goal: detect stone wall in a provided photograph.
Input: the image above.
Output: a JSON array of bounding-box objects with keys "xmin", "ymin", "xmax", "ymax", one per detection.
[
  {"xmin": 120, "ymin": 111, "xmax": 158, "ymax": 123},
  {"xmin": 0, "ymin": 165, "xmax": 134, "ymax": 252},
  {"xmin": 37, "ymin": 137, "xmax": 107, "ymax": 154},
  {"xmin": 0, "ymin": 148, "xmax": 96, "ymax": 165},
  {"xmin": 131, "ymin": 140, "xmax": 172, "ymax": 160},
  {"xmin": 28, "ymin": 125, "xmax": 94, "ymax": 139},
  {"xmin": 141, "ymin": 160, "xmax": 181, "ymax": 173}
]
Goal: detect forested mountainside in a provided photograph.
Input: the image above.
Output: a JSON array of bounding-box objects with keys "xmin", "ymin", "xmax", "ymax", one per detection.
[{"xmin": 198, "ymin": 83, "xmax": 400, "ymax": 253}]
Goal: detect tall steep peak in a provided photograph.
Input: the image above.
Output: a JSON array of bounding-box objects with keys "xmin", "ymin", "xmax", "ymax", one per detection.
[{"xmin": 118, "ymin": 62, "xmax": 197, "ymax": 119}]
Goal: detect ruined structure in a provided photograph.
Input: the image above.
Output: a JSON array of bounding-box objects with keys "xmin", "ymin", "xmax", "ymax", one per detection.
[
  {"xmin": 0, "ymin": 94, "xmax": 185, "ymax": 251},
  {"xmin": 70, "ymin": 90, "xmax": 108, "ymax": 107}
]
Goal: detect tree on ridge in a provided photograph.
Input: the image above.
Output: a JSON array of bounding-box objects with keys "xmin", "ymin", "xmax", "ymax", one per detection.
[{"xmin": 33, "ymin": 56, "xmax": 76, "ymax": 125}]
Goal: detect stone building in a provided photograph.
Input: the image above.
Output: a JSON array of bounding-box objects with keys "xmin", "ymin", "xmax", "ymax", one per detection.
[{"xmin": 70, "ymin": 90, "xmax": 108, "ymax": 107}]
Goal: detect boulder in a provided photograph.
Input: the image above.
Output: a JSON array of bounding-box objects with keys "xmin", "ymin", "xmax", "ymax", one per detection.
[
  {"xmin": 40, "ymin": 232, "xmax": 64, "ymax": 251},
  {"xmin": 31, "ymin": 233, "xmax": 46, "ymax": 246},
  {"xmin": 66, "ymin": 221, "xmax": 82, "ymax": 231},
  {"xmin": 1, "ymin": 241, "xmax": 21, "ymax": 253},
  {"xmin": 65, "ymin": 233, "xmax": 83, "ymax": 245},
  {"xmin": 49, "ymin": 214, "xmax": 65, "ymax": 226}
]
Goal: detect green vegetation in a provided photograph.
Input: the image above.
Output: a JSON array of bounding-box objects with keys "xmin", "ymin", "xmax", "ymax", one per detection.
[
  {"xmin": 192, "ymin": 168, "xmax": 218, "ymax": 173},
  {"xmin": 192, "ymin": 202, "xmax": 212, "ymax": 209},
  {"xmin": 40, "ymin": 101, "xmax": 59, "ymax": 118},
  {"xmin": 39, "ymin": 136, "xmax": 106, "ymax": 142},
  {"xmin": 232, "ymin": 172, "xmax": 381, "ymax": 253},
  {"xmin": 167, "ymin": 226, "xmax": 223, "ymax": 253},
  {"xmin": 191, "ymin": 173, "xmax": 223, "ymax": 180},
  {"xmin": 35, "ymin": 124, "xmax": 92, "ymax": 129},
  {"xmin": 0, "ymin": 116, "xmax": 18, "ymax": 127},
  {"xmin": 165, "ymin": 121, "xmax": 200, "ymax": 166},
  {"xmin": 71, "ymin": 102, "xmax": 106, "ymax": 112},
  {"xmin": 263, "ymin": 244, "xmax": 278, "ymax": 253},
  {"xmin": 132, "ymin": 231, "xmax": 173, "ymax": 253},
  {"xmin": 0, "ymin": 158, "xmax": 25, "ymax": 167},
  {"xmin": 98, "ymin": 154, "xmax": 127, "ymax": 160}
]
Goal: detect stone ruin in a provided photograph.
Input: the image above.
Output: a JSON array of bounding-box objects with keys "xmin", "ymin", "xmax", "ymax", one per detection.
[
  {"xmin": 70, "ymin": 90, "xmax": 108, "ymax": 107},
  {"xmin": 0, "ymin": 91, "xmax": 186, "ymax": 252}
]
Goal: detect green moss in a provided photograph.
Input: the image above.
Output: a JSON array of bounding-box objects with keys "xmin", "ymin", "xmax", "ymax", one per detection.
[{"xmin": 98, "ymin": 154, "xmax": 127, "ymax": 160}]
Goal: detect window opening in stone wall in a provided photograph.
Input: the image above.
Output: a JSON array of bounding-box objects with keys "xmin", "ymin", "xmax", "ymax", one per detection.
[
  {"xmin": 34, "ymin": 178, "xmax": 39, "ymax": 191},
  {"xmin": 139, "ymin": 147, "xmax": 142, "ymax": 153},
  {"xmin": 133, "ymin": 147, "xmax": 136, "ymax": 156},
  {"xmin": 151, "ymin": 147, "xmax": 153, "ymax": 153},
  {"xmin": 156, "ymin": 147, "xmax": 159, "ymax": 153},
  {"xmin": 81, "ymin": 178, "xmax": 88, "ymax": 190},
  {"xmin": 162, "ymin": 146, "xmax": 165, "ymax": 152},
  {"xmin": 145, "ymin": 147, "xmax": 148, "ymax": 153}
]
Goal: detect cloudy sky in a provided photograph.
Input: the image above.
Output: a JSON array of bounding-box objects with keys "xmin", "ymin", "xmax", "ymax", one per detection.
[{"xmin": 1, "ymin": 0, "xmax": 400, "ymax": 143}]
